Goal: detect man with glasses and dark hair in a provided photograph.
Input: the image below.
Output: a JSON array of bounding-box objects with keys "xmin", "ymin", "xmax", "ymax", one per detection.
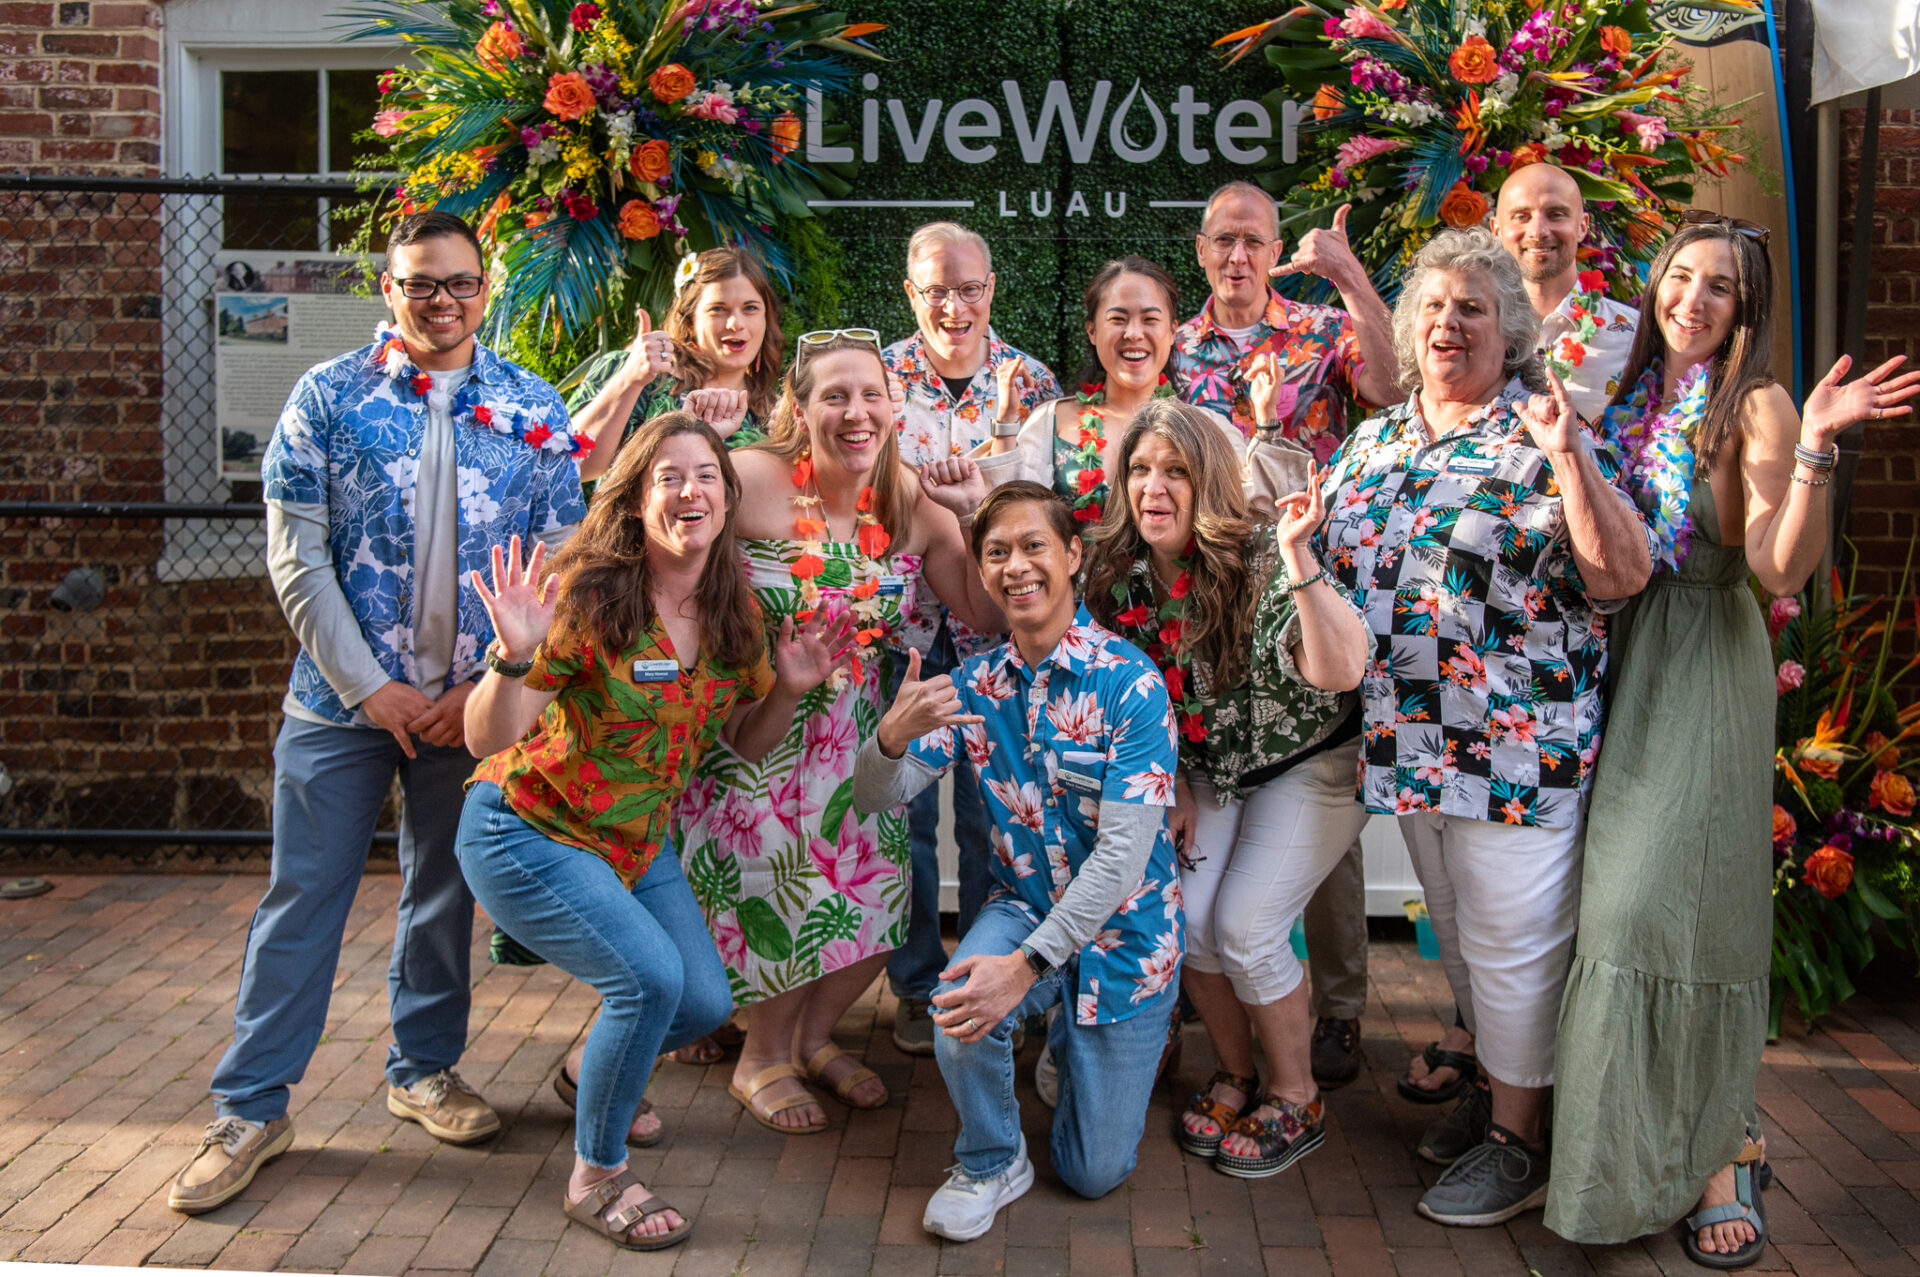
[
  {"xmin": 1493, "ymin": 162, "xmax": 1641, "ymax": 425},
  {"xmin": 170, "ymin": 210, "xmax": 587, "ymax": 1214},
  {"xmin": 879, "ymin": 222, "xmax": 1059, "ymax": 1056}
]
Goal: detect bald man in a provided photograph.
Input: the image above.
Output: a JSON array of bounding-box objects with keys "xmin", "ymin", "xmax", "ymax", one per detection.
[{"xmin": 1492, "ymin": 163, "xmax": 1640, "ymax": 424}]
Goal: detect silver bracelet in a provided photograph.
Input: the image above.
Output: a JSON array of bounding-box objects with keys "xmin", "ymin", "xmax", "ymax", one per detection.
[{"xmin": 1792, "ymin": 442, "xmax": 1838, "ymax": 471}]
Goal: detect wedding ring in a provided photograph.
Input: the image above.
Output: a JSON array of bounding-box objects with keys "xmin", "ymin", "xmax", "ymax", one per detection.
[{"xmin": 963, "ymin": 1017, "xmax": 977, "ymax": 1031}]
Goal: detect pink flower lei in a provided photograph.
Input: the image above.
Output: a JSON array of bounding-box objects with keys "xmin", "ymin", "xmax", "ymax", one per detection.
[{"xmin": 371, "ymin": 324, "xmax": 592, "ymax": 459}]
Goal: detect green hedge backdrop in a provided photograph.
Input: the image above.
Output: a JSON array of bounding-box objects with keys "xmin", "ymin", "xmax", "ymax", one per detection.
[{"xmin": 528, "ymin": 0, "xmax": 1285, "ymax": 385}]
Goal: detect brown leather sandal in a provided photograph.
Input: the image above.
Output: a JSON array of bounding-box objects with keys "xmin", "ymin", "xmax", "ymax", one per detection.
[
  {"xmin": 1176, "ymin": 1070, "xmax": 1258, "ymax": 1158},
  {"xmin": 562, "ymin": 1169, "xmax": 691, "ymax": 1251},
  {"xmin": 728, "ymin": 1063, "xmax": 827, "ymax": 1133},
  {"xmin": 552, "ymin": 1065, "xmax": 661, "ymax": 1148},
  {"xmin": 794, "ymin": 1043, "xmax": 888, "ymax": 1110}
]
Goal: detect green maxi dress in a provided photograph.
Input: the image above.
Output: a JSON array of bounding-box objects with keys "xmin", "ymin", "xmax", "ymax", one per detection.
[{"xmin": 1547, "ymin": 472, "xmax": 1774, "ymax": 1243}]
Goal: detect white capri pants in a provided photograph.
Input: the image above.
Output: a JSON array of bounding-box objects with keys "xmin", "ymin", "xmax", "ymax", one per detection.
[
  {"xmin": 1397, "ymin": 810, "xmax": 1584, "ymax": 1090},
  {"xmin": 1182, "ymin": 739, "xmax": 1371, "ymax": 1006}
]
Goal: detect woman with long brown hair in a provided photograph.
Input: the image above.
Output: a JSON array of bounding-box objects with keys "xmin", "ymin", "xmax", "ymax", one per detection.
[
  {"xmin": 672, "ymin": 331, "xmax": 1005, "ymax": 1134},
  {"xmin": 1549, "ymin": 218, "xmax": 1920, "ymax": 1266},
  {"xmin": 1081, "ymin": 399, "xmax": 1369, "ymax": 1180},
  {"xmin": 572, "ymin": 247, "xmax": 787, "ymax": 483},
  {"xmin": 455, "ymin": 413, "xmax": 855, "ymax": 1252}
]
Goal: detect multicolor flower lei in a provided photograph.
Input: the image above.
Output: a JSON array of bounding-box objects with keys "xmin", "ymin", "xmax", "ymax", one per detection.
[
  {"xmin": 1068, "ymin": 374, "xmax": 1175, "ymax": 525},
  {"xmin": 1541, "ymin": 282, "xmax": 1607, "ymax": 382},
  {"xmin": 1600, "ymin": 359, "xmax": 1710, "ymax": 573},
  {"xmin": 372, "ymin": 324, "xmax": 592, "ymax": 458},
  {"xmin": 1111, "ymin": 543, "xmax": 1206, "ymax": 743},
  {"xmin": 790, "ymin": 451, "xmax": 890, "ymax": 691}
]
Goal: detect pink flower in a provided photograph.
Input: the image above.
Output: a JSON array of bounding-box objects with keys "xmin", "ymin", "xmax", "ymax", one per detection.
[
  {"xmin": 809, "ymin": 820, "xmax": 894, "ymax": 909},
  {"xmin": 711, "ymin": 788, "xmax": 763, "ymax": 859},
  {"xmin": 819, "ymin": 917, "xmax": 885, "ymax": 973},
  {"xmin": 676, "ymin": 773, "xmax": 716, "ymax": 828},
  {"xmin": 711, "ymin": 910, "xmax": 747, "ymax": 967},
  {"xmin": 1129, "ymin": 931, "xmax": 1181, "ymax": 1004},
  {"xmin": 372, "ymin": 109, "xmax": 416, "ymax": 137},
  {"xmin": 962, "ymin": 722, "xmax": 994, "ymax": 769},
  {"xmin": 987, "ymin": 777, "xmax": 1045, "ymax": 832},
  {"xmin": 1615, "ymin": 110, "xmax": 1668, "ymax": 150},
  {"xmin": 1045, "ymin": 689, "xmax": 1105, "ymax": 745},
  {"xmin": 1776, "ymin": 660, "xmax": 1805, "ymax": 695},
  {"xmin": 770, "ymin": 767, "xmax": 820, "ymax": 838},
  {"xmin": 686, "ymin": 92, "xmax": 739, "ymax": 124},
  {"xmin": 1121, "ymin": 763, "xmax": 1175, "ymax": 805},
  {"xmin": 801, "ymin": 711, "xmax": 856, "ymax": 775},
  {"xmin": 1333, "ymin": 134, "xmax": 1404, "ymax": 175},
  {"xmin": 1339, "ymin": 5, "xmax": 1396, "ymax": 39},
  {"xmin": 1768, "ymin": 596, "xmax": 1801, "ymax": 637},
  {"xmin": 1489, "ymin": 704, "xmax": 1538, "ymax": 745}
]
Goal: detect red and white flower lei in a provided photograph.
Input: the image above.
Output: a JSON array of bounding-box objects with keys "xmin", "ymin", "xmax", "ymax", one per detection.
[
  {"xmin": 372, "ymin": 323, "xmax": 592, "ymax": 458},
  {"xmin": 789, "ymin": 449, "xmax": 891, "ymax": 691}
]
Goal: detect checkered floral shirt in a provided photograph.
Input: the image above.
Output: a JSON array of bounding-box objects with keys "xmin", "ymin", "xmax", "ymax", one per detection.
[{"xmin": 1315, "ymin": 378, "xmax": 1647, "ymax": 829}]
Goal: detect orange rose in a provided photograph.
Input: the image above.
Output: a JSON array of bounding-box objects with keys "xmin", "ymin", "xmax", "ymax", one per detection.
[
  {"xmin": 1449, "ymin": 35, "xmax": 1500, "ymax": 85},
  {"xmin": 628, "ymin": 138, "xmax": 670, "ymax": 182},
  {"xmin": 770, "ymin": 111, "xmax": 801, "ymax": 160},
  {"xmin": 1772, "ymin": 804, "xmax": 1796, "ymax": 849},
  {"xmin": 617, "ymin": 199, "xmax": 661, "ymax": 240},
  {"xmin": 1313, "ymin": 83, "xmax": 1346, "ymax": 122},
  {"xmin": 525, "ymin": 208, "xmax": 552, "ymax": 229},
  {"xmin": 1509, "ymin": 143, "xmax": 1547, "ymax": 170},
  {"xmin": 1438, "ymin": 180, "xmax": 1489, "ymax": 228},
  {"xmin": 1802, "ymin": 844, "xmax": 1854, "ymax": 899},
  {"xmin": 544, "ymin": 71, "xmax": 596, "ymax": 122},
  {"xmin": 649, "ymin": 62, "xmax": 696, "ymax": 104},
  {"xmin": 1599, "ymin": 26, "xmax": 1632, "ymax": 60},
  {"xmin": 476, "ymin": 20, "xmax": 523, "ymax": 70},
  {"xmin": 1798, "ymin": 744, "xmax": 1842, "ymax": 780},
  {"xmin": 1871, "ymin": 768, "xmax": 1916, "ymax": 817},
  {"xmin": 1863, "ymin": 730, "xmax": 1901, "ymax": 770}
]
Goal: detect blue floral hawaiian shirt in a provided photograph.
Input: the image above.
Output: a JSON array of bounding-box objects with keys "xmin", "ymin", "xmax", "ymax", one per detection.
[
  {"xmin": 1315, "ymin": 378, "xmax": 1650, "ymax": 830},
  {"xmin": 906, "ymin": 605, "xmax": 1184, "ymax": 1025},
  {"xmin": 261, "ymin": 338, "xmax": 588, "ymax": 725},
  {"xmin": 1173, "ymin": 288, "xmax": 1367, "ymax": 463},
  {"xmin": 882, "ymin": 328, "xmax": 1059, "ymax": 660}
]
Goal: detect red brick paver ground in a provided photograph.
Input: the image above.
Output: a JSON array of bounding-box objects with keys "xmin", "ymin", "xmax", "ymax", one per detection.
[{"xmin": 2, "ymin": 873, "xmax": 1917, "ymax": 1275}]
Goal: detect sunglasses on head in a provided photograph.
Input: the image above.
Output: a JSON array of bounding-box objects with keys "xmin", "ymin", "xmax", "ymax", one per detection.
[
  {"xmin": 797, "ymin": 327, "xmax": 881, "ymax": 350},
  {"xmin": 1679, "ymin": 209, "xmax": 1770, "ymax": 248}
]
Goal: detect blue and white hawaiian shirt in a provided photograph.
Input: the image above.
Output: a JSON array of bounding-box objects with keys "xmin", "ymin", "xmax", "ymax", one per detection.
[
  {"xmin": 906, "ymin": 605, "xmax": 1184, "ymax": 1025},
  {"xmin": 882, "ymin": 328, "xmax": 1059, "ymax": 660},
  {"xmin": 261, "ymin": 338, "xmax": 588, "ymax": 725}
]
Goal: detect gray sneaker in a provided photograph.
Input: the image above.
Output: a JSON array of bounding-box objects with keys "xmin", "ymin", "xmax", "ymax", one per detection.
[
  {"xmin": 1417, "ymin": 1077, "xmax": 1492, "ymax": 1166},
  {"xmin": 892, "ymin": 998, "xmax": 937, "ymax": 1056},
  {"xmin": 1416, "ymin": 1128, "xmax": 1549, "ymax": 1226}
]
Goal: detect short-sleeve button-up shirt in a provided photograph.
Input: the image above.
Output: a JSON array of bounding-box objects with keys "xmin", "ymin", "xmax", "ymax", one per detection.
[
  {"xmin": 882, "ymin": 328, "xmax": 1059, "ymax": 658},
  {"xmin": 1173, "ymin": 288, "xmax": 1365, "ymax": 461},
  {"xmin": 1317, "ymin": 379, "xmax": 1647, "ymax": 829},
  {"xmin": 906, "ymin": 606, "xmax": 1184, "ymax": 1025},
  {"xmin": 262, "ymin": 339, "xmax": 587, "ymax": 724},
  {"xmin": 1537, "ymin": 285, "xmax": 1641, "ymax": 426}
]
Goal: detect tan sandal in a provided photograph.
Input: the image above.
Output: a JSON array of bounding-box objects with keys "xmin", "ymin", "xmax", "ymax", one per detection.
[
  {"xmin": 562, "ymin": 1169, "xmax": 691, "ymax": 1251},
  {"xmin": 728, "ymin": 1063, "xmax": 827, "ymax": 1134},
  {"xmin": 795, "ymin": 1042, "xmax": 888, "ymax": 1110}
]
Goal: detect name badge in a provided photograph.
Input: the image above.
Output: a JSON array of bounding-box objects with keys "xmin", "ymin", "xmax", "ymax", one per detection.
[
  {"xmin": 1057, "ymin": 750, "xmax": 1105, "ymax": 794},
  {"xmin": 1057, "ymin": 770, "xmax": 1102, "ymax": 794},
  {"xmin": 1447, "ymin": 453, "xmax": 1499, "ymax": 476},
  {"xmin": 633, "ymin": 659, "xmax": 680, "ymax": 682},
  {"xmin": 874, "ymin": 574, "xmax": 908, "ymax": 596}
]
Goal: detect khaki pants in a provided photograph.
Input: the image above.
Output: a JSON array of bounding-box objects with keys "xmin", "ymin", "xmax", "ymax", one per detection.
[{"xmin": 1304, "ymin": 836, "xmax": 1369, "ymax": 1021}]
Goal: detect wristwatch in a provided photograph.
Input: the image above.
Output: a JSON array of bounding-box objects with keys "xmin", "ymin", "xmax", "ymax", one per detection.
[
  {"xmin": 484, "ymin": 642, "xmax": 535, "ymax": 678},
  {"xmin": 1018, "ymin": 942, "xmax": 1053, "ymax": 979},
  {"xmin": 991, "ymin": 415, "xmax": 1023, "ymax": 438}
]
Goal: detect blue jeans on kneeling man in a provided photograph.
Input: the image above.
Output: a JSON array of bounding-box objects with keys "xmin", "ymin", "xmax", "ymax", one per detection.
[{"xmin": 932, "ymin": 896, "xmax": 1178, "ymax": 1199}]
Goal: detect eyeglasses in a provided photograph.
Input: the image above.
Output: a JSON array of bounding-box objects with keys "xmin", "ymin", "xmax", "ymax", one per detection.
[
  {"xmin": 1202, "ymin": 233, "xmax": 1273, "ymax": 258},
  {"xmin": 908, "ymin": 280, "xmax": 988, "ymax": 306},
  {"xmin": 1679, "ymin": 209, "xmax": 1770, "ymax": 249},
  {"xmin": 390, "ymin": 274, "xmax": 486, "ymax": 300}
]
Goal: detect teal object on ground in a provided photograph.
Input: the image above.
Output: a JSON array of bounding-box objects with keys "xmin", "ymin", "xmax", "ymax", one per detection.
[
  {"xmin": 1414, "ymin": 914, "xmax": 1440, "ymax": 961},
  {"xmin": 1289, "ymin": 915, "xmax": 1309, "ymax": 961}
]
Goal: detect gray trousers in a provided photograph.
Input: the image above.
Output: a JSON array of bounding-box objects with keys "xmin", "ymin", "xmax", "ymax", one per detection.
[{"xmin": 1303, "ymin": 837, "xmax": 1368, "ymax": 1020}]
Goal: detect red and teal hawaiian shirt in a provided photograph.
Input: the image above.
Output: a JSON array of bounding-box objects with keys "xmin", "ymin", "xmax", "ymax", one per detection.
[
  {"xmin": 1173, "ymin": 288, "xmax": 1366, "ymax": 463},
  {"xmin": 906, "ymin": 605, "xmax": 1184, "ymax": 1025}
]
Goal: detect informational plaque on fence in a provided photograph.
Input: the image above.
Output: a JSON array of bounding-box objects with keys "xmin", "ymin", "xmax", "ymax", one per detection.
[{"xmin": 212, "ymin": 254, "xmax": 387, "ymax": 482}]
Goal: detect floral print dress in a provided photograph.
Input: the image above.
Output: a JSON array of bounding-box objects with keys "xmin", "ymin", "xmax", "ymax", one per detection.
[{"xmin": 673, "ymin": 537, "xmax": 919, "ymax": 1002}]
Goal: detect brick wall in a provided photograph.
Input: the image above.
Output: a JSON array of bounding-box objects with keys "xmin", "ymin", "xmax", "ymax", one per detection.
[
  {"xmin": 1837, "ymin": 107, "xmax": 1920, "ymax": 688},
  {"xmin": 0, "ymin": 1, "xmax": 162, "ymax": 173}
]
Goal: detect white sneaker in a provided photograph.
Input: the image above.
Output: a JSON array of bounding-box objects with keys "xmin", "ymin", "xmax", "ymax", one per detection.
[
  {"xmin": 1034, "ymin": 1044, "xmax": 1059, "ymax": 1109},
  {"xmin": 923, "ymin": 1136, "xmax": 1035, "ymax": 1241}
]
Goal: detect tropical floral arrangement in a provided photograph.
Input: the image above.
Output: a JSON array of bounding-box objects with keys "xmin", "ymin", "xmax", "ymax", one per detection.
[
  {"xmin": 346, "ymin": 0, "xmax": 879, "ymax": 345},
  {"xmin": 1215, "ymin": 0, "xmax": 1756, "ymax": 302},
  {"xmin": 1769, "ymin": 570, "xmax": 1920, "ymax": 1033}
]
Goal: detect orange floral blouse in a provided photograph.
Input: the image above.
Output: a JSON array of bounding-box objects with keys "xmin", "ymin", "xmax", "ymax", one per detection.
[{"xmin": 472, "ymin": 615, "xmax": 774, "ymax": 887}]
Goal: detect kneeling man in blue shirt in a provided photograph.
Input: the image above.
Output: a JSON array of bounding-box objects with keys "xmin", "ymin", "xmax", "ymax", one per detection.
[{"xmin": 853, "ymin": 480, "xmax": 1183, "ymax": 1241}]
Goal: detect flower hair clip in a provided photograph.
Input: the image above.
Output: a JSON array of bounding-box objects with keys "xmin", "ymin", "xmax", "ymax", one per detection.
[{"xmin": 673, "ymin": 252, "xmax": 701, "ymax": 294}]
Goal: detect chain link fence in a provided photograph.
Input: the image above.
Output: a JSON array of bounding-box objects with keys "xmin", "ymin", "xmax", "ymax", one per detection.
[{"xmin": 0, "ymin": 175, "xmax": 400, "ymax": 864}]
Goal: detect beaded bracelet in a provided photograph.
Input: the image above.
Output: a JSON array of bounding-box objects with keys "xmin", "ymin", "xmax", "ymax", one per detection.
[
  {"xmin": 1791, "ymin": 474, "xmax": 1832, "ymax": 487},
  {"xmin": 1283, "ymin": 568, "xmax": 1329, "ymax": 594},
  {"xmin": 1793, "ymin": 443, "xmax": 1838, "ymax": 471}
]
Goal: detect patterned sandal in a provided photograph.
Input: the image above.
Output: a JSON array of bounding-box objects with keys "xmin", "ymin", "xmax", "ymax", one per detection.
[
  {"xmin": 562, "ymin": 1169, "xmax": 692, "ymax": 1252},
  {"xmin": 1215, "ymin": 1095, "xmax": 1326, "ymax": 1180},
  {"xmin": 1176, "ymin": 1071, "xmax": 1258, "ymax": 1158}
]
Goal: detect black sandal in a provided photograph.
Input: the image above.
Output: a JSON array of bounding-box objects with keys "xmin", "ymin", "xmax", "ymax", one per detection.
[
  {"xmin": 1681, "ymin": 1133, "xmax": 1769, "ymax": 1270},
  {"xmin": 554, "ymin": 1065, "xmax": 663, "ymax": 1148},
  {"xmin": 1176, "ymin": 1070, "xmax": 1258, "ymax": 1158},
  {"xmin": 1397, "ymin": 1042, "xmax": 1478, "ymax": 1105}
]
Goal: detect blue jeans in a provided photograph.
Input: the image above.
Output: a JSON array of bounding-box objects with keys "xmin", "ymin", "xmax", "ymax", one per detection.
[
  {"xmin": 932, "ymin": 898, "xmax": 1177, "ymax": 1199},
  {"xmin": 455, "ymin": 781, "xmax": 732, "ymax": 1167},
  {"xmin": 887, "ymin": 626, "xmax": 993, "ymax": 1001},
  {"xmin": 211, "ymin": 717, "xmax": 477, "ymax": 1124}
]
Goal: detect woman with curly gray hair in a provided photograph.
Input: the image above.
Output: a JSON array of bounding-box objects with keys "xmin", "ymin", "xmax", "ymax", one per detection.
[{"xmin": 1304, "ymin": 226, "xmax": 1653, "ymax": 1227}]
